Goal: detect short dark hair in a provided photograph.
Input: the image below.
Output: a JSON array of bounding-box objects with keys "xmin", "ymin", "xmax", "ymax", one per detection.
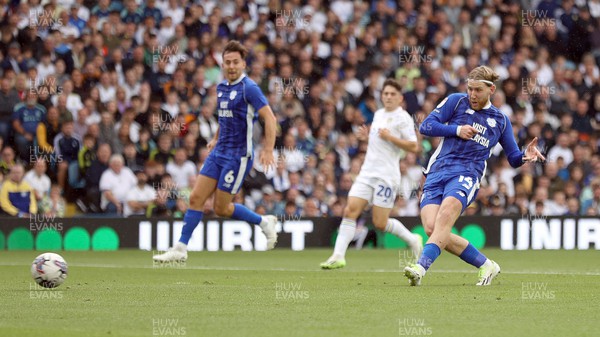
[
  {"xmin": 382, "ymin": 78, "xmax": 402, "ymax": 93},
  {"xmin": 222, "ymin": 40, "xmax": 248, "ymax": 59}
]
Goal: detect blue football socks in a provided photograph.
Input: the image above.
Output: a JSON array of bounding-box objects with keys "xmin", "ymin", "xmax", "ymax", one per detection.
[
  {"xmin": 459, "ymin": 243, "xmax": 488, "ymax": 268},
  {"xmin": 231, "ymin": 203, "xmax": 262, "ymax": 225},
  {"xmin": 179, "ymin": 209, "xmax": 204, "ymax": 244},
  {"xmin": 418, "ymin": 243, "xmax": 442, "ymax": 270}
]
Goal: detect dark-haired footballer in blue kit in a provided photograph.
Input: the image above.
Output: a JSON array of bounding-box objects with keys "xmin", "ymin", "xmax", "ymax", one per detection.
[
  {"xmin": 404, "ymin": 66, "xmax": 546, "ymax": 286},
  {"xmin": 153, "ymin": 41, "xmax": 279, "ymax": 262},
  {"xmin": 203, "ymin": 74, "xmax": 268, "ymax": 194}
]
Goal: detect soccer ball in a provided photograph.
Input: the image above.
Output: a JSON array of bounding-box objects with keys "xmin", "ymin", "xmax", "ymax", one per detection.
[{"xmin": 31, "ymin": 253, "xmax": 68, "ymax": 288}]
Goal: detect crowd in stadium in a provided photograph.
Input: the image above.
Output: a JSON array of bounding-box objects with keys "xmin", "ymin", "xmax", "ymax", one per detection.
[{"xmin": 0, "ymin": 0, "xmax": 599, "ymax": 219}]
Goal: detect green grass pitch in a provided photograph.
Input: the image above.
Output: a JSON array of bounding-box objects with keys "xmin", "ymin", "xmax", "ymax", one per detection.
[{"xmin": 0, "ymin": 249, "xmax": 598, "ymax": 337}]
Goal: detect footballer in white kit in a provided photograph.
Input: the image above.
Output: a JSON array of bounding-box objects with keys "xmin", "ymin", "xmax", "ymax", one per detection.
[
  {"xmin": 321, "ymin": 79, "xmax": 423, "ymax": 269},
  {"xmin": 351, "ymin": 105, "xmax": 418, "ymax": 208}
]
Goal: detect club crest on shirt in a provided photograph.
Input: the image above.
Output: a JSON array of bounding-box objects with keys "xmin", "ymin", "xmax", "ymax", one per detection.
[
  {"xmin": 218, "ymin": 92, "xmax": 223, "ymax": 97},
  {"xmin": 230, "ymin": 90, "xmax": 237, "ymax": 100},
  {"xmin": 486, "ymin": 118, "xmax": 497, "ymax": 127}
]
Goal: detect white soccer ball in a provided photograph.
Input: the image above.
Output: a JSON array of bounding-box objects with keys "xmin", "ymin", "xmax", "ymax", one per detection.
[{"xmin": 31, "ymin": 253, "xmax": 68, "ymax": 288}]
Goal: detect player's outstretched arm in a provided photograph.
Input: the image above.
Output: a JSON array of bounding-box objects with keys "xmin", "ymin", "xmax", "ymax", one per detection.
[
  {"xmin": 258, "ymin": 105, "xmax": 277, "ymax": 171},
  {"xmin": 498, "ymin": 114, "xmax": 544, "ymax": 167}
]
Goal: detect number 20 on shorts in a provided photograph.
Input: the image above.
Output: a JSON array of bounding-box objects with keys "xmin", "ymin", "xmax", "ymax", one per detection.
[{"xmin": 376, "ymin": 185, "xmax": 392, "ymax": 202}]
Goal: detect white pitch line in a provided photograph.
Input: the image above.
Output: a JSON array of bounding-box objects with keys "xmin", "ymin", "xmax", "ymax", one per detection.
[{"xmin": 2, "ymin": 262, "xmax": 600, "ymax": 276}]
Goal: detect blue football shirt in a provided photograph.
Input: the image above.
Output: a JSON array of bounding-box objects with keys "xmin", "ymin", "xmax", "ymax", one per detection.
[
  {"xmin": 420, "ymin": 93, "xmax": 524, "ymax": 178},
  {"xmin": 214, "ymin": 74, "xmax": 268, "ymax": 158}
]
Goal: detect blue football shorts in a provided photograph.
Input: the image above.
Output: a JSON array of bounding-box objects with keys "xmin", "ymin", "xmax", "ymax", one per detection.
[
  {"xmin": 200, "ymin": 151, "xmax": 253, "ymax": 194},
  {"xmin": 419, "ymin": 171, "xmax": 480, "ymax": 212}
]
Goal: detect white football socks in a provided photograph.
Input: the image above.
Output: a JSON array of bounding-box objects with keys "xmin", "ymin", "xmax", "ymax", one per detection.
[
  {"xmin": 332, "ymin": 218, "xmax": 357, "ymax": 258},
  {"xmin": 385, "ymin": 218, "xmax": 419, "ymax": 246}
]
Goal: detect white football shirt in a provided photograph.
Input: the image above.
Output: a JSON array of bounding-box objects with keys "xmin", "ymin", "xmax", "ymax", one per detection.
[{"xmin": 356, "ymin": 107, "xmax": 417, "ymax": 189}]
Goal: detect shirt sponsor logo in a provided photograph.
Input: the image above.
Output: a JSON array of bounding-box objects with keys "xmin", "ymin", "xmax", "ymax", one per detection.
[{"xmin": 218, "ymin": 110, "xmax": 233, "ymax": 118}]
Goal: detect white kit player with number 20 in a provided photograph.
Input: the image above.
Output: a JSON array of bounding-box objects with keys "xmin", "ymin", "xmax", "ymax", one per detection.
[{"xmin": 320, "ymin": 79, "xmax": 423, "ymax": 270}]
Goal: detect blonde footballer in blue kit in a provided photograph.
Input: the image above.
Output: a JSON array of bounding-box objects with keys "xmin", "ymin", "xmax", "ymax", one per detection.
[
  {"xmin": 321, "ymin": 79, "xmax": 423, "ymax": 269},
  {"xmin": 404, "ymin": 66, "xmax": 545, "ymax": 286}
]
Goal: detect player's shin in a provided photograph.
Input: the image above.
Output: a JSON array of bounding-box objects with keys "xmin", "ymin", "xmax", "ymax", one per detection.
[
  {"xmin": 332, "ymin": 218, "xmax": 357, "ymax": 258},
  {"xmin": 458, "ymin": 243, "xmax": 488, "ymax": 268},
  {"xmin": 179, "ymin": 209, "xmax": 204, "ymax": 247},
  {"xmin": 417, "ymin": 243, "xmax": 441, "ymax": 271},
  {"xmin": 385, "ymin": 218, "xmax": 419, "ymax": 245}
]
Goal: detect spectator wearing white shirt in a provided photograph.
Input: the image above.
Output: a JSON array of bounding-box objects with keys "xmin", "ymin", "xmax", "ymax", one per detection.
[
  {"xmin": 114, "ymin": 108, "xmax": 141, "ymax": 143},
  {"xmin": 330, "ymin": 0, "xmax": 354, "ymax": 23},
  {"xmin": 122, "ymin": 68, "xmax": 141, "ymax": 103},
  {"xmin": 166, "ymin": 148, "xmax": 196, "ymax": 189},
  {"xmin": 99, "ymin": 154, "xmax": 136, "ymax": 215},
  {"xmin": 197, "ymin": 96, "xmax": 218, "ymax": 142},
  {"xmin": 157, "ymin": 17, "xmax": 175, "ymax": 46},
  {"xmin": 124, "ymin": 170, "xmax": 156, "ymax": 217},
  {"xmin": 272, "ymin": 165, "xmax": 291, "ymax": 192},
  {"xmin": 36, "ymin": 52, "xmax": 56, "ymax": 82},
  {"xmin": 23, "ymin": 159, "xmax": 51, "ymax": 203},
  {"xmin": 547, "ymin": 133, "xmax": 574, "ymax": 166},
  {"xmin": 51, "ymin": 80, "xmax": 84, "ymax": 121},
  {"xmin": 135, "ymin": 16, "xmax": 158, "ymax": 47},
  {"xmin": 161, "ymin": 91, "xmax": 180, "ymax": 119},
  {"xmin": 276, "ymin": 134, "xmax": 306, "ymax": 173},
  {"xmin": 74, "ymin": 0, "xmax": 90, "ymax": 21},
  {"xmin": 163, "ymin": 0, "xmax": 184, "ymax": 25},
  {"xmin": 96, "ymin": 72, "xmax": 116, "ymax": 103}
]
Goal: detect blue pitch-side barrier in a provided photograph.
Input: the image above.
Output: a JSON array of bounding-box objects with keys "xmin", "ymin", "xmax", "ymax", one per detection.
[{"xmin": 1, "ymin": 216, "xmax": 598, "ymax": 251}]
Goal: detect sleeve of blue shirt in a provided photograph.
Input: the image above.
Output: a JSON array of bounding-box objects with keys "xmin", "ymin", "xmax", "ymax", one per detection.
[
  {"xmin": 12, "ymin": 105, "xmax": 20, "ymax": 121},
  {"xmin": 499, "ymin": 114, "xmax": 525, "ymax": 168},
  {"xmin": 419, "ymin": 94, "xmax": 462, "ymax": 137},
  {"xmin": 244, "ymin": 82, "xmax": 268, "ymax": 112}
]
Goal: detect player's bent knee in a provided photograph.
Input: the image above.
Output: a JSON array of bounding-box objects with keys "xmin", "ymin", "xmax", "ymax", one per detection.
[
  {"xmin": 213, "ymin": 201, "xmax": 232, "ymax": 217},
  {"xmin": 342, "ymin": 205, "xmax": 360, "ymax": 219},
  {"xmin": 424, "ymin": 225, "xmax": 434, "ymax": 236},
  {"xmin": 189, "ymin": 190, "xmax": 207, "ymax": 209},
  {"xmin": 214, "ymin": 207, "xmax": 229, "ymax": 217}
]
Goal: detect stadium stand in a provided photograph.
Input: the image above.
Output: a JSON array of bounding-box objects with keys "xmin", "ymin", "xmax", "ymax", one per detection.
[{"xmin": 0, "ymin": 0, "xmax": 598, "ymax": 218}]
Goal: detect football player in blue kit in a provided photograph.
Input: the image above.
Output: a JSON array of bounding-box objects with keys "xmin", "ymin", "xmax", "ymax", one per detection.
[
  {"xmin": 404, "ymin": 66, "xmax": 545, "ymax": 286},
  {"xmin": 154, "ymin": 41, "xmax": 278, "ymax": 262}
]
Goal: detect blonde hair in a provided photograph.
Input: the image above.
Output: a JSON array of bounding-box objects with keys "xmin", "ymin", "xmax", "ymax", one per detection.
[{"xmin": 467, "ymin": 66, "xmax": 500, "ymax": 86}]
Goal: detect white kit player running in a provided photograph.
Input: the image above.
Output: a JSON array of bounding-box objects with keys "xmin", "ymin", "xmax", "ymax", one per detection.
[{"xmin": 320, "ymin": 79, "xmax": 423, "ymax": 269}]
